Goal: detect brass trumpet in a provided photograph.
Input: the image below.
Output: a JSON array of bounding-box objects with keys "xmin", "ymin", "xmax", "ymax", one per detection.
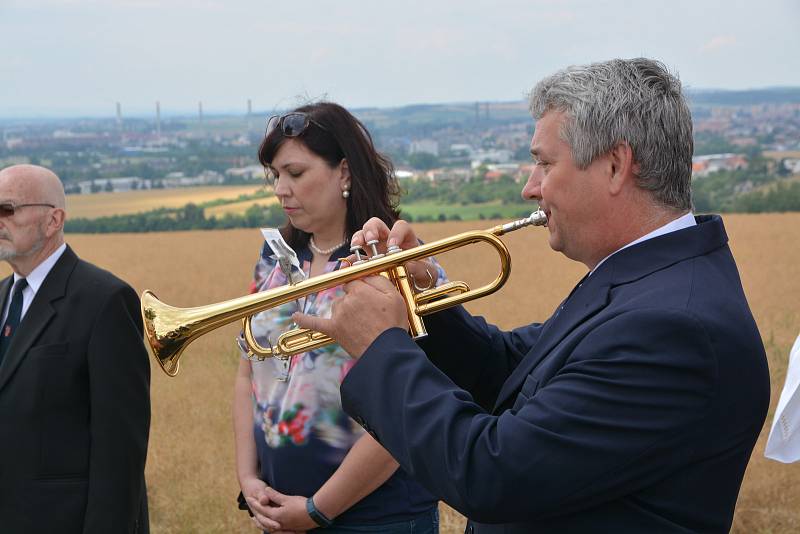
[{"xmin": 142, "ymin": 210, "xmax": 547, "ymax": 376}]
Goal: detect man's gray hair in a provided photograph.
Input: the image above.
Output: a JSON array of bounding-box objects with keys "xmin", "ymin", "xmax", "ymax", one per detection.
[{"xmin": 529, "ymin": 58, "xmax": 693, "ymax": 211}]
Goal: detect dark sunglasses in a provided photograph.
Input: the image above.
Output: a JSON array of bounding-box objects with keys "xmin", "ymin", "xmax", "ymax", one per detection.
[
  {"xmin": 0, "ymin": 203, "xmax": 55, "ymax": 217},
  {"xmin": 262, "ymin": 112, "xmax": 330, "ymax": 185},
  {"xmin": 265, "ymin": 112, "xmax": 327, "ymax": 139}
]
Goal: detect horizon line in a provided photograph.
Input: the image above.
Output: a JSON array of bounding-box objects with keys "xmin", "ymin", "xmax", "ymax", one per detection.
[{"xmin": 2, "ymin": 85, "xmax": 800, "ymax": 122}]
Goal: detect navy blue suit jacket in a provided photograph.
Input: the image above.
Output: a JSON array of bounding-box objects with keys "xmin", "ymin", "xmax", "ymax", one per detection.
[{"xmin": 341, "ymin": 215, "xmax": 769, "ymax": 533}]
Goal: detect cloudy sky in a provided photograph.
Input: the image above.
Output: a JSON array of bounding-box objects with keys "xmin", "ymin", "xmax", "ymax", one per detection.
[{"xmin": 1, "ymin": 0, "xmax": 799, "ymax": 118}]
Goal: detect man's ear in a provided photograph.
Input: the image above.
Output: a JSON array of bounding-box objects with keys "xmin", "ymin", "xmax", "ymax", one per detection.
[
  {"xmin": 45, "ymin": 208, "xmax": 66, "ymax": 236},
  {"xmin": 608, "ymin": 141, "xmax": 639, "ymax": 196}
]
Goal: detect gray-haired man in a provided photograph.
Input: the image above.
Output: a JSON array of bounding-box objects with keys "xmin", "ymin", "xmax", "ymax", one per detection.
[{"xmin": 296, "ymin": 58, "xmax": 769, "ymax": 533}]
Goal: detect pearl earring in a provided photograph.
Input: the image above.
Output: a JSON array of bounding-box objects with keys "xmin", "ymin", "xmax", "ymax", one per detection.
[{"xmin": 342, "ymin": 186, "xmax": 350, "ymax": 199}]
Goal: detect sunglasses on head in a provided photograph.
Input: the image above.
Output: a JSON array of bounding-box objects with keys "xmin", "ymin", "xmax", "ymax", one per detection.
[
  {"xmin": 0, "ymin": 203, "xmax": 55, "ymax": 217},
  {"xmin": 262, "ymin": 112, "xmax": 331, "ymax": 185},
  {"xmin": 265, "ymin": 112, "xmax": 327, "ymax": 139}
]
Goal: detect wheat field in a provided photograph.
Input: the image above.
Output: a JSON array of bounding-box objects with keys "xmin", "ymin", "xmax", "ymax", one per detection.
[
  {"xmin": 65, "ymin": 185, "xmax": 267, "ymax": 219},
  {"xmin": 2, "ymin": 214, "xmax": 798, "ymax": 533}
]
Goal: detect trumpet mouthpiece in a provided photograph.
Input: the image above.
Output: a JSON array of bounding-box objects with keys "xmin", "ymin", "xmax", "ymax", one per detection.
[
  {"xmin": 494, "ymin": 209, "xmax": 548, "ymax": 235},
  {"xmin": 527, "ymin": 208, "xmax": 548, "ymax": 227}
]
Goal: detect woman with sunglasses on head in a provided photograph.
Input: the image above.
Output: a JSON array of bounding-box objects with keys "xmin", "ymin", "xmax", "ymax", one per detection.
[{"xmin": 233, "ymin": 102, "xmax": 443, "ymax": 534}]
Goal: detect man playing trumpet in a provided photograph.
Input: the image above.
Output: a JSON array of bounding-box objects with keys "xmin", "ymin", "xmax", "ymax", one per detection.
[{"xmin": 294, "ymin": 58, "xmax": 770, "ymax": 533}]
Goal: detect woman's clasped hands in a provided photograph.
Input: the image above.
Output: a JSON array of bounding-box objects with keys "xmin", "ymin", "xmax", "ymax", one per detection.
[{"xmin": 243, "ymin": 477, "xmax": 316, "ymax": 533}]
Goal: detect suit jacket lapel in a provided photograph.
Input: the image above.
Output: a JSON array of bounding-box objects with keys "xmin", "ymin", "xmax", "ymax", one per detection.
[
  {"xmin": 490, "ymin": 215, "xmax": 729, "ymax": 413},
  {"xmin": 0, "ymin": 277, "xmax": 12, "ymax": 319},
  {"xmin": 0, "ymin": 246, "xmax": 77, "ymax": 393}
]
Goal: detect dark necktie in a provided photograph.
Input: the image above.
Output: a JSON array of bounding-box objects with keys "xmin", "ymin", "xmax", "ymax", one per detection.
[{"xmin": 0, "ymin": 278, "xmax": 28, "ymax": 366}]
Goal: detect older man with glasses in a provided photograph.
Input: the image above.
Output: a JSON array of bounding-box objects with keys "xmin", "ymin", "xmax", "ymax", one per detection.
[{"xmin": 0, "ymin": 164, "xmax": 150, "ymax": 534}]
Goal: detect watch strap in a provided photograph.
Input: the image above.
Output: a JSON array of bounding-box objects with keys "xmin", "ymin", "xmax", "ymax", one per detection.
[{"xmin": 306, "ymin": 496, "xmax": 333, "ymax": 528}]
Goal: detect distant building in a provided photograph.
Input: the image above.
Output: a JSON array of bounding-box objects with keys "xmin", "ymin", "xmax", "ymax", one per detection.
[
  {"xmin": 730, "ymin": 137, "xmax": 758, "ymax": 147},
  {"xmin": 4, "ymin": 138, "xmax": 23, "ymax": 150},
  {"xmin": 486, "ymin": 163, "xmax": 519, "ymax": 173},
  {"xmin": 483, "ymin": 163, "xmax": 520, "ymax": 182},
  {"xmin": 71, "ymin": 171, "xmax": 225, "ymax": 194},
  {"xmin": 783, "ymin": 158, "xmax": 800, "ymax": 174},
  {"xmin": 449, "ymin": 143, "xmax": 473, "ymax": 156},
  {"xmin": 162, "ymin": 170, "xmax": 224, "ymax": 188},
  {"xmin": 410, "ymin": 139, "xmax": 439, "ymax": 156},
  {"xmin": 76, "ymin": 177, "xmax": 150, "ymax": 194},
  {"xmin": 225, "ymin": 165, "xmax": 264, "ymax": 181},
  {"xmin": 425, "ymin": 168, "xmax": 472, "ymax": 183},
  {"xmin": 471, "ymin": 149, "xmax": 514, "ymax": 167},
  {"xmin": 692, "ymin": 153, "xmax": 748, "ymax": 177},
  {"xmin": 484, "ymin": 170, "xmax": 505, "ymax": 182},
  {"xmin": 121, "ymin": 145, "xmax": 169, "ymax": 154}
]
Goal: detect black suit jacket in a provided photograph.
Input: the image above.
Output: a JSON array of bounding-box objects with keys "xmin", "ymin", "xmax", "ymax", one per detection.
[
  {"xmin": 0, "ymin": 246, "xmax": 150, "ymax": 534},
  {"xmin": 341, "ymin": 215, "xmax": 770, "ymax": 533}
]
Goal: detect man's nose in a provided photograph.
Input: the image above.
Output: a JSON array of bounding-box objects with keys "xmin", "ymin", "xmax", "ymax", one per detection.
[{"xmin": 521, "ymin": 167, "xmax": 542, "ymax": 201}]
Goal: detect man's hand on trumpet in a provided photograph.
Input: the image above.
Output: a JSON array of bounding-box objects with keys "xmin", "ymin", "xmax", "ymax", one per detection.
[
  {"xmin": 293, "ymin": 217, "xmax": 429, "ymax": 358},
  {"xmin": 293, "ymin": 275, "xmax": 408, "ymax": 359}
]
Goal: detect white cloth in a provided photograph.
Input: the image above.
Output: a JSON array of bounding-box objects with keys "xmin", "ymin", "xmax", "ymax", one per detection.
[{"xmin": 765, "ymin": 333, "xmax": 800, "ymax": 463}]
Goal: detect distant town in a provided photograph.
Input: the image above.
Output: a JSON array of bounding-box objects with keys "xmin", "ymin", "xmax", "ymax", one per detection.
[{"xmin": 2, "ymin": 88, "xmax": 800, "ymax": 224}]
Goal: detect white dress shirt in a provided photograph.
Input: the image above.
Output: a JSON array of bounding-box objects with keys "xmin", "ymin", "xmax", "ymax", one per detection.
[
  {"xmin": 1, "ymin": 243, "xmax": 67, "ymax": 324},
  {"xmin": 765, "ymin": 333, "xmax": 800, "ymax": 463}
]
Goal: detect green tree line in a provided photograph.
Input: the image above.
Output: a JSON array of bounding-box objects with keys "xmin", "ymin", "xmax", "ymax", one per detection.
[
  {"xmin": 403, "ymin": 173, "xmax": 523, "ymax": 204},
  {"xmin": 65, "ymin": 203, "xmax": 286, "ymax": 233},
  {"xmin": 63, "ymin": 167, "xmax": 800, "ymax": 233}
]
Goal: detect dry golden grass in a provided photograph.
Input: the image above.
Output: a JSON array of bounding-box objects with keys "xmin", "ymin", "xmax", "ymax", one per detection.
[
  {"xmin": 2, "ymin": 214, "xmax": 798, "ymax": 533},
  {"xmin": 65, "ymin": 185, "xmax": 267, "ymax": 219}
]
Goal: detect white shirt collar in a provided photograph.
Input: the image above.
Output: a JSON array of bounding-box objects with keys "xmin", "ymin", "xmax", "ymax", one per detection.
[
  {"xmin": 13, "ymin": 243, "xmax": 67, "ymax": 294},
  {"xmin": 590, "ymin": 212, "xmax": 697, "ymax": 276},
  {"xmin": 3, "ymin": 243, "xmax": 67, "ymax": 323}
]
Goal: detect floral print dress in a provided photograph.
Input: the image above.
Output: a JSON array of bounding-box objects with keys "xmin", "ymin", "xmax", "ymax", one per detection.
[{"xmin": 239, "ymin": 239, "xmax": 448, "ymax": 514}]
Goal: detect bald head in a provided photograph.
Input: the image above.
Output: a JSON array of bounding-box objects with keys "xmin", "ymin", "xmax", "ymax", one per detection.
[
  {"xmin": 0, "ymin": 164, "xmax": 67, "ymax": 275},
  {"xmin": 0, "ymin": 164, "xmax": 66, "ymax": 210}
]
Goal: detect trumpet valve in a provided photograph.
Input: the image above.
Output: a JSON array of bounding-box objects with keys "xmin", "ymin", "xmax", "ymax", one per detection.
[
  {"xmin": 350, "ymin": 245, "xmax": 367, "ymax": 265},
  {"xmin": 366, "ymin": 239, "xmax": 384, "ymax": 260}
]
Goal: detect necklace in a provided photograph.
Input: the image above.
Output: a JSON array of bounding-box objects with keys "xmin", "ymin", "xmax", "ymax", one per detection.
[{"xmin": 309, "ymin": 235, "xmax": 347, "ymax": 255}]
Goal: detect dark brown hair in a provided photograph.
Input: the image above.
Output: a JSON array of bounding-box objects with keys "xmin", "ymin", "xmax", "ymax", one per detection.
[{"xmin": 258, "ymin": 101, "xmax": 401, "ymax": 250}]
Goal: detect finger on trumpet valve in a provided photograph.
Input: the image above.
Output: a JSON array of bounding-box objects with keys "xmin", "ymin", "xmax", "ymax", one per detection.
[
  {"xmin": 386, "ymin": 244, "xmax": 401, "ymax": 255},
  {"xmin": 365, "ymin": 239, "xmax": 384, "ymax": 259},
  {"xmin": 350, "ymin": 245, "xmax": 367, "ymax": 265}
]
